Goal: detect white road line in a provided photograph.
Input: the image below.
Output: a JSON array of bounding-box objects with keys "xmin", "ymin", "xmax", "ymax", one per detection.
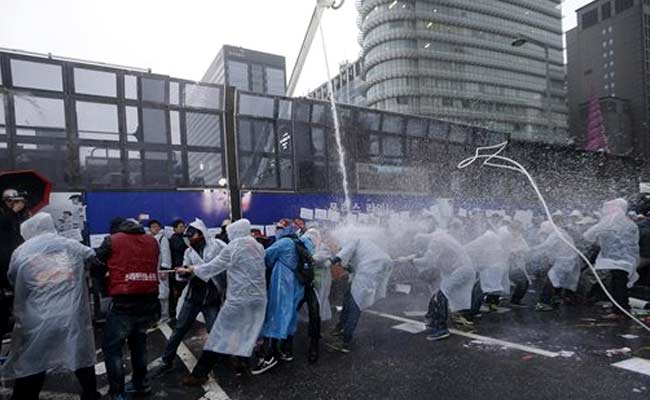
[
  {"xmin": 159, "ymin": 323, "xmax": 231, "ymax": 400},
  {"xmin": 612, "ymin": 357, "xmax": 650, "ymax": 377},
  {"xmin": 366, "ymin": 310, "xmax": 561, "ymax": 358}
]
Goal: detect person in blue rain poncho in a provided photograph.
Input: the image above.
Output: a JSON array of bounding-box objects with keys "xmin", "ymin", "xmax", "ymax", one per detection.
[{"xmin": 253, "ymin": 219, "xmax": 314, "ymax": 375}]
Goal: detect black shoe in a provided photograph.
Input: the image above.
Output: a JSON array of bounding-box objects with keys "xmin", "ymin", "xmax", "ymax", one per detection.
[
  {"xmin": 278, "ymin": 349, "xmax": 294, "ymax": 362},
  {"xmin": 308, "ymin": 339, "xmax": 319, "ymax": 364},
  {"xmin": 251, "ymin": 356, "xmax": 278, "ymax": 376},
  {"xmin": 152, "ymin": 361, "xmax": 174, "ymax": 378}
]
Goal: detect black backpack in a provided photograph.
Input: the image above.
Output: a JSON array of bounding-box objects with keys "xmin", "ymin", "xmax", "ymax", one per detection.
[{"xmin": 292, "ymin": 238, "xmax": 314, "ymax": 285}]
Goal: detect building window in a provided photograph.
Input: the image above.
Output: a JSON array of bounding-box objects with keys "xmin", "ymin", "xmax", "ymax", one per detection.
[
  {"xmin": 76, "ymin": 101, "xmax": 119, "ymax": 141},
  {"xmin": 184, "ymin": 84, "xmax": 222, "ymax": 110},
  {"xmin": 186, "ymin": 112, "xmax": 221, "ymax": 147},
  {"xmin": 15, "ymin": 96, "xmax": 65, "ymax": 129},
  {"xmin": 141, "ymin": 78, "xmax": 166, "ymax": 103},
  {"xmin": 266, "ymin": 68, "xmax": 285, "ymax": 96},
  {"xmin": 141, "ymin": 108, "xmax": 167, "ymax": 144},
  {"xmin": 581, "ymin": 9, "xmax": 599, "ymax": 30},
  {"xmin": 11, "ymin": 59, "xmax": 62, "ymax": 91},
  {"xmin": 615, "ymin": 0, "xmax": 634, "ymax": 13},
  {"xmin": 602, "ymin": 2, "xmax": 612, "ymax": 19},
  {"xmin": 74, "ymin": 68, "xmax": 117, "ymax": 97},
  {"xmin": 227, "ymin": 61, "xmax": 249, "ymax": 91}
]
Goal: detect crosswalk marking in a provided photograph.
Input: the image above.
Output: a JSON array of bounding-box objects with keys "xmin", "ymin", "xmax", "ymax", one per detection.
[{"xmin": 366, "ymin": 309, "xmax": 561, "ymax": 358}]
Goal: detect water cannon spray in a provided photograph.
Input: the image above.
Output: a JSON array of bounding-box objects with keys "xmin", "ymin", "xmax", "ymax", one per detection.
[{"xmin": 458, "ymin": 141, "xmax": 650, "ymax": 334}]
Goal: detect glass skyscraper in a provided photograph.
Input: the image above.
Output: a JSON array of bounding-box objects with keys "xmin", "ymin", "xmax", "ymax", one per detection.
[{"xmin": 357, "ymin": 0, "xmax": 568, "ymax": 142}]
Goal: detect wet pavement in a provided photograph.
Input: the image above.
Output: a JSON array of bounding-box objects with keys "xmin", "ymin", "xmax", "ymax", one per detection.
[{"xmin": 3, "ymin": 287, "xmax": 650, "ymax": 400}]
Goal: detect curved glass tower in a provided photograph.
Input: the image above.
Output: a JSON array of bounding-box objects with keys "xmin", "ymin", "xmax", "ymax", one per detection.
[{"xmin": 357, "ymin": 0, "xmax": 568, "ymax": 141}]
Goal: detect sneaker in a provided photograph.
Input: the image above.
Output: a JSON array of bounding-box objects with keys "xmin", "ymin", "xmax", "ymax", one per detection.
[
  {"xmin": 251, "ymin": 356, "xmax": 278, "ymax": 376},
  {"xmin": 125, "ymin": 381, "xmax": 152, "ymax": 395},
  {"xmin": 278, "ymin": 349, "xmax": 294, "ymax": 362},
  {"xmin": 452, "ymin": 314, "xmax": 475, "ymax": 328},
  {"xmin": 426, "ymin": 329, "xmax": 450, "ymax": 341},
  {"xmin": 181, "ymin": 374, "xmax": 208, "ymax": 387},
  {"xmin": 534, "ymin": 303, "xmax": 554, "ymax": 312},
  {"xmin": 151, "ymin": 361, "xmax": 175, "ymax": 378},
  {"xmin": 325, "ymin": 338, "xmax": 351, "ymax": 354}
]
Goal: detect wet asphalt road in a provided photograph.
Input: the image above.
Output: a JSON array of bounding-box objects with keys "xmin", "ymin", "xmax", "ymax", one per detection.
[{"xmin": 3, "ymin": 287, "xmax": 650, "ymax": 400}]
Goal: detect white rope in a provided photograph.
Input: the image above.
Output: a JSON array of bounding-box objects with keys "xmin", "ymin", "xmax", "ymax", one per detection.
[
  {"xmin": 458, "ymin": 141, "xmax": 650, "ymax": 335},
  {"xmin": 317, "ymin": 12, "xmax": 352, "ymax": 213}
]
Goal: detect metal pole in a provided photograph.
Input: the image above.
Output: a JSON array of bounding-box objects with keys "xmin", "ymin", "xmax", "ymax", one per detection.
[
  {"xmin": 544, "ymin": 45, "xmax": 552, "ymax": 137},
  {"xmin": 223, "ymin": 86, "xmax": 241, "ymax": 221}
]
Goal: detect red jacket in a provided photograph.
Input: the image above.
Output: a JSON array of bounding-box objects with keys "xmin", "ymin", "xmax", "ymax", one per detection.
[{"xmin": 107, "ymin": 231, "xmax": 159, "ymax": 296}]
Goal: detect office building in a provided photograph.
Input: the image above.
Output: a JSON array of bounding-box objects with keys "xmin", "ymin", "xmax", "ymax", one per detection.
[
  {"xmin": 308, "ymin": 59, "xmax": 367, "ymax": 106},
  {"xmin": 356, "ymin": 0, "xmax": 568, "ymax": 142},
  {"xmin": 201, "ymin": 45, "xmax": 286, "ymax": 95},
  {"xmin": 567, "ymin": 0, "xmax": 647, "ymax": 155}
]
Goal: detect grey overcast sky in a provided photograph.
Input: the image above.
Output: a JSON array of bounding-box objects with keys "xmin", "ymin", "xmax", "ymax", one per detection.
[{"xmin": 0, "ymin": 0, "xmax": 593, "ymax": 96}]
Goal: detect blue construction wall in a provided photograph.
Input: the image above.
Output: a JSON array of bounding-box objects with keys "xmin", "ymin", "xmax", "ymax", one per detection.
[{"xmin": 86, "ymin": 190, "xmax": 548, "ymax": 235}]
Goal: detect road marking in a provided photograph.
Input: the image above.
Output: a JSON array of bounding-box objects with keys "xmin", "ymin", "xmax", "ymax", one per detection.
[
  {"xmin": 612, "ymin": 357, "xmax": 650, "ymax": 376},
  {"xmin": 159, "ymin": 323, "xmax": 231, "ymax": 400},
  {"xmin": 366, "ymin": 310, "xmax": 560, "ymax": 358}
]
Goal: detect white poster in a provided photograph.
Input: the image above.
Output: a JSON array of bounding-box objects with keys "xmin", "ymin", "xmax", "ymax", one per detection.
[
  {"xmin": 265, "ymin": 225, "xmax": 277, "ymax": 237},
  {"xmin": 314, "ymin": 209, "xmax": 328, "ymax": 220},
  {"xmin": 41, "ymin": 192, "xmax": 87, "ymax": 242},
  {"xmin": 90, "ymin": 234, "xmax": 106, "ymax": 248},
  {"xmin": 299, "ymin": 208, "xmax": 315, "ymax": 220}
]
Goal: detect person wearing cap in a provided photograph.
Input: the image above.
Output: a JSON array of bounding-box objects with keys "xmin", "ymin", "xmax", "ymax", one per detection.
[{"xmin": 0, "ymin": 189, "xmax": 29, "ymax": 342}]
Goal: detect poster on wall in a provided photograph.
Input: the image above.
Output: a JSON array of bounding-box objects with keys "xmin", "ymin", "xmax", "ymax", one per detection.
[{"xmin": 41, "ymin": 192, "xmax": 87, "ymax": 243}]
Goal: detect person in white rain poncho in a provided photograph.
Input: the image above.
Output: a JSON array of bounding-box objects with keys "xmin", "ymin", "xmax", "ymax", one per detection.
[
  {"xmin": 327, "ymin": 237, "xmax": 393, "ymax": 353},
  {"xmin": 530, "ymin": 221, "xmax": 579, "ymax": 311},
  {"xmin": 497, "ymin": 222, "xmax": 531, "ymax": 307},
  {"xmin": 583, "ymin": 198, "xmax": 640, "ymax": 314},
  {"xmin": 4, "ymin": 213, "xmax": 99, "ymax": 400},
  {"xmin": 411, "ymin": 230, "xmax": 476, "ymax": 341},
  {"xmin": 465, "ymin": 230, "xmax": 509, "ymax": 312},
  {"xmin": 153, "ymin": 218, "xmax": 226, "ymax": 378},
  {"xmin": 178, "ymin": 219, "xmax": 267, "ymax": 386}
]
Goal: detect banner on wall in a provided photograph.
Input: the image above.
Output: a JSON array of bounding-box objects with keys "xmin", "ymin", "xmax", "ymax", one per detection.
[{"xmin": 41, "ymin": 192, "xmax": 87, "ymax": 242}]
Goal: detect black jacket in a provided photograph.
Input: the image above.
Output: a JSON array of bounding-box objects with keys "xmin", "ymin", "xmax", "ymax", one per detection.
[
  {"xmin": 638, "ymin": 220, "xmax": 650, "ymax": 259},
  {"xmin": 169, "ymin": 233, "xmax": 188, "ymax": 269},
  {"xmin": 183, "ymin": 242, "xmax": 223, "ymax": 307},
  {"xmin": 92, "ymin": 220, "xmax": 160, "ymax": 316},
  {"xmin": 0, "ymin": 206, "xmax": 27, "ymax": 290}
]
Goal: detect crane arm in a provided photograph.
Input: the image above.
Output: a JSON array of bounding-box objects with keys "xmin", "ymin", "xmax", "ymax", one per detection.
[{"xmin": 285, "ymin": 0, "xmax": 344, "ymax": 97}]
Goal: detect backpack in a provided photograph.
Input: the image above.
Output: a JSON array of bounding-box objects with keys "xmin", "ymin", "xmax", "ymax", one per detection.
[{"xmin": 292, "ymin": 238, "xmax": 315, "ymax": 285}]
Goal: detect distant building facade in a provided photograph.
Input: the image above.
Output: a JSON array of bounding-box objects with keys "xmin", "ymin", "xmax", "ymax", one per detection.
[
  {"xmin": 308, "ymin": 59, "xmax": 367, "ymax": 107},
  {"xmin": 355, "ymin": 0, "xmax": 568, "ymax": 143},
  {"xmin": 202, "ymin": 45, "xmax": 286, "ymax": 95},
  {"xmin": 567, "ymin": 0, "xmax": 649, "ymax": 155}
]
